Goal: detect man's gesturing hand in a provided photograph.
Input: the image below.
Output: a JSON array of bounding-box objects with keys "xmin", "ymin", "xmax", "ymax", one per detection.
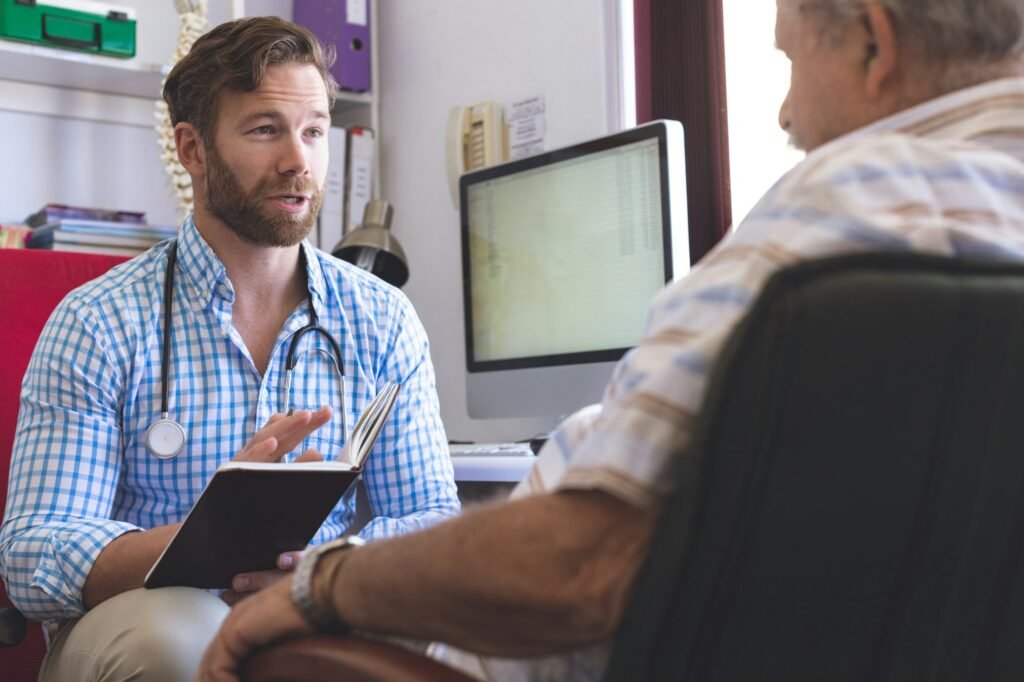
[
  {"xmin": 222, "ymin": 406, "xmax": 334, "ymax": 605},
  {"xmin": 232, "ymin": 406, "xmax": 332, "ymax": 464}
]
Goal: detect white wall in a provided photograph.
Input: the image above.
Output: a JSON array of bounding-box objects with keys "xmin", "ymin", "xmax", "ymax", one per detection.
[
  {"xmin": 0, "ymin": 106, "xmax": 177, "ymax": 224},
  {"xmin": 379, "ymin": 0, "xmax": 621, "ymax": 441}
]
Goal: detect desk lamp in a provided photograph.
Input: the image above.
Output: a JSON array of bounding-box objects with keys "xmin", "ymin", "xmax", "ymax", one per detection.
[{"xmin": 332, "ymin": 200, "xmax": 409, "ymax": 288}]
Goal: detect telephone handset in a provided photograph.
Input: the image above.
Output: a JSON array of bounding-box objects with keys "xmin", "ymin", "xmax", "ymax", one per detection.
[{"xmin": 446, "ymin": 101, "xmax": 508, "ymax": 206}]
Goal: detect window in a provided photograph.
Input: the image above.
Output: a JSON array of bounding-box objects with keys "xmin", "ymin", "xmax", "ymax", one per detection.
[
  {"xmin": 722, "ymin": 0, "xmax": 803, "ymax": 226},
  {"xmin": 631, "ymin": 0, "xmax": 731, "ymax": 262}
]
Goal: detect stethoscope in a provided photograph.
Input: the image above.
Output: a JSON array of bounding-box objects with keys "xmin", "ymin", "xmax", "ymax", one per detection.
[{"xmin": 144, "ymin": 240, "xmax": 347, "ymax": 459}]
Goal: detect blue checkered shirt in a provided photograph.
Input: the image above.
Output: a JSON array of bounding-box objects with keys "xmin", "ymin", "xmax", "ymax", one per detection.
[{"xmin": 0, "ymin": 217, "xmax": 459, "ymax": 620}]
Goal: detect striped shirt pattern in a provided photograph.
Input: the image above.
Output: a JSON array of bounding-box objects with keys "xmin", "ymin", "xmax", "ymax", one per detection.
[
  {"xmin": 0, "ymin": 217, "xmax": 459, "ymax": 620},
  {"xmin": 449, "ymin": 77, "xmax": 1024, "ymax": 681}
]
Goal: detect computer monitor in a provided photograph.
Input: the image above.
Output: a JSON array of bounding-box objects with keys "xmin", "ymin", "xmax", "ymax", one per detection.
[{"xmin": 459, "ymin": 120, "xmax": 689, "ymax": 421}]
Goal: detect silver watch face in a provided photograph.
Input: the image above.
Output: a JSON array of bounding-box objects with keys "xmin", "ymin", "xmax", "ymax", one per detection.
[{"xmin": 316, "ymin": 535, "xmax": 366, "ymax": 556}]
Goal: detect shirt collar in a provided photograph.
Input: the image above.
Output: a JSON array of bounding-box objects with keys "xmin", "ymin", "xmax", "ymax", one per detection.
[
  {"xmin": 814, "ymin": 77, "xmax": 1024, "ymax": 155},
  {"xmin": 299, "ymin": 238, "xmax": 329, "ymax": 322},
  {"xmin": 176, "ymin": 215, "xmax": 229, "ymax": 311},
  {"xmin": 175, "ymin": 215, "xmax": 329, "ymax": 318}
]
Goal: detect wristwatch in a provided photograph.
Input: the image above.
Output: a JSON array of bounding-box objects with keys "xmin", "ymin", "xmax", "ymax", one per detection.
[{"xmin": 291, "ymin": 535, "xmax": 365, "ymax": 629}]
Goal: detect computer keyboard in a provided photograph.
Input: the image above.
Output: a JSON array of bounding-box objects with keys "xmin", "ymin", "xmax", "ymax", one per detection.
[{"xmin": 449, "ymin": 442, "xmax": 535, "ymax": 457}]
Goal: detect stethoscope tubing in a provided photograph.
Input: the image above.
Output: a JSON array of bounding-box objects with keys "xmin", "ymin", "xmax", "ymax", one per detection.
[{"xmin": 146, "ymin": 240, "xmax": 347, "ymax": 458}]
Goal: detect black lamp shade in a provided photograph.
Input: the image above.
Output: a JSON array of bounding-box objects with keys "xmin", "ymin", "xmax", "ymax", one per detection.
[
  {"xmin": 331, "ymin": 200, "xmax": 409, "ymax": 288},
  {"xmin": 335, "ymin": 243, "xmax": 409, "ymax": 287}
]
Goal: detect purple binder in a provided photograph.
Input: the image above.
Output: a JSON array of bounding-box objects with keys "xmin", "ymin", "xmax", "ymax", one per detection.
[{"xmin": 292, "ymin": 0, "xmax": 371, "ymax": 93}]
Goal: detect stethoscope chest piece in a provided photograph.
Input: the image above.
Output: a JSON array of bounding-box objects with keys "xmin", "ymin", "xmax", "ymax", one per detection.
[{"xmin": 146, "ymin": 417, "xmax": 186, "ymax": 459}]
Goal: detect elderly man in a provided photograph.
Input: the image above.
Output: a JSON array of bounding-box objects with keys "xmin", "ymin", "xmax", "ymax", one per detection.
[{"xmin": 199, "ymin": 2, "xmax": 1024, "ymax": 680}]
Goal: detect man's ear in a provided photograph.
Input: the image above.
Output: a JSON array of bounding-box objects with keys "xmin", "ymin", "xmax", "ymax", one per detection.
[
  {"xmin": 174, "ymin": 122, "xmax": 207, "ymax": 178},
  {"xmin": 862, "ymin": 1, "xmax": 898, "ymax": 99}
]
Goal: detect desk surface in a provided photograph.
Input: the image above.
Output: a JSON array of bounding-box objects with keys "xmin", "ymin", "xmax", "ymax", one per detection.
[{"xmin": 450, "ymin": 454, "xmax": 535, "ymax": 482}]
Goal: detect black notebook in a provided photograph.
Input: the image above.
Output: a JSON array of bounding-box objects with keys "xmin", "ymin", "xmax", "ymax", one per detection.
[{"xmin": 144, "ymin": 382, "xmax": 400, "ymax": 589}]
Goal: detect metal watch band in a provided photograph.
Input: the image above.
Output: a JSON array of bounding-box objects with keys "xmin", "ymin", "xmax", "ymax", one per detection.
[{"xmin": 291, "ymin": 535, "xmax": 365, "ymax": 629}]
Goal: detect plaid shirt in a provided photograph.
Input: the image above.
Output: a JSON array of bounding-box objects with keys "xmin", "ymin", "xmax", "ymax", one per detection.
[
  {"xmin": 439, "ymin": 77, "xmax": 1024, "ymax": 681},
  {"xmin": 0, "ymin": 217, "xmax": 459, "ymax": 620}
]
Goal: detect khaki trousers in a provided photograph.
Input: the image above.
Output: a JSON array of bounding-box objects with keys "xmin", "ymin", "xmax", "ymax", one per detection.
[{"xmin": 39, "ymin": 587, "xmax": 229, "ymax": 682}]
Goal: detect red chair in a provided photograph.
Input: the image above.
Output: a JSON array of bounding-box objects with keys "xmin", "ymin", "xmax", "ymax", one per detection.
[{"xmin": 0, "ymin": 249, "xmax": 129, "ymax": 681}]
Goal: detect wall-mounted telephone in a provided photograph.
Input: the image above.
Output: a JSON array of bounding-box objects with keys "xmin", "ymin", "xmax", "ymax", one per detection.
[{"xmin": 446, "ymin": 101, "xmax": 508, "ymax": 206}]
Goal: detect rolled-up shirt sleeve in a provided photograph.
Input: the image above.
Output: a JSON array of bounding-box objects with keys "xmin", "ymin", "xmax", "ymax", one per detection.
[
  {"xmin": 0, "ymin": 298, "xmax": 141, "ymax": 621},
  {"xmin": 357, "ymin": 293, "xmax": 460, "ymax": 540}
]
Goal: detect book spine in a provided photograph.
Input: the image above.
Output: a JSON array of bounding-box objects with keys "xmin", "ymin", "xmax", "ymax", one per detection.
[
  {"xmin": 38, "ymin": 230, "xmax": 165, "ymax": 249},
  {"xmin": 26, "ymin": 205, "xmax": 147, "ymax": 227}
]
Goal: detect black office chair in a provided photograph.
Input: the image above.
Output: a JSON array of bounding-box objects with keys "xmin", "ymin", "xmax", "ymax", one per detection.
[
  {"xmin": 0, "ymin": 608, "xmax": 26, "ymax": 647},
  {"xmin": 605, "ymin": 252, "xmax": 1024, "ymax": 681},
  {"xmin": 243, "ymin": 253, "xmax": 1024, "ymax": 682}
]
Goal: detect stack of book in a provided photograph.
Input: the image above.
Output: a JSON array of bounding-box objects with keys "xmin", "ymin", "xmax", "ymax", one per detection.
[{"xmin": 25, "ymin": 204, "xmax": 177, "ymax": 257}]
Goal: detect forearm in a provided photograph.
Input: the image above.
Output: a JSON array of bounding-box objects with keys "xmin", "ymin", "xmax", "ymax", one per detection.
[
  {"xmin": 319, "ymin": 491, "xmax": 656, "ymax": 656},
  {"xmin": 82, "ymin": 523, "xmax": 180, "ymax": 609}
]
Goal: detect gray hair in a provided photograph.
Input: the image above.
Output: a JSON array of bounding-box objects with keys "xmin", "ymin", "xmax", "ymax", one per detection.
[{"xmin": 803, "ymin": 0, "xmax": 1024, "ymax": 63}]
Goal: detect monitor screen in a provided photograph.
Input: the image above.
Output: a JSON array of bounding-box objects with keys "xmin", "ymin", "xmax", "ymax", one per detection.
[{"xmin": 459, "ymin": 120, "xmax": 688, "ymax": 420}]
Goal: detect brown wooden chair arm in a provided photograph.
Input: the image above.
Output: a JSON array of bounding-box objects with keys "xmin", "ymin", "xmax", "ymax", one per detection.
[{"xmin": 241, "ymin": 633, "xmax": 480, "ymax": 682}]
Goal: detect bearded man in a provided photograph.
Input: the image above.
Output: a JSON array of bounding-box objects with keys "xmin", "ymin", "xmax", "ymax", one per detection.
[{"xmin": 0, "ymin": 16, "xmax": 458, "ymax": 682}]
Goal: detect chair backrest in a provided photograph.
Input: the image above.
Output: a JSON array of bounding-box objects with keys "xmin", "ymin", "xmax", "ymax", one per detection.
[
  {"xmin": 605, "ymin": 252, "xmax": 1024, "ymax": 682},
  {"xmin": 0, "ymin": 248, "xmax": 128, "ymax": 678}
]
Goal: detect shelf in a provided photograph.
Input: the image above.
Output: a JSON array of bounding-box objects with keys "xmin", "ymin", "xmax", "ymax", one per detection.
[
  {"xmin": 332, "ymin": 91, "xmax": 374, "ymax": 127},
  {"xmin": 0, "ymin": 38, "xmax": 375, "ymax": 118},
  {"xmin": 0, "ymin": 39, "xmax": 163, "ymax": 99},
  {"xmin": 336, "ymin": 90, "xmax": 373, "ymax": 107}
]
